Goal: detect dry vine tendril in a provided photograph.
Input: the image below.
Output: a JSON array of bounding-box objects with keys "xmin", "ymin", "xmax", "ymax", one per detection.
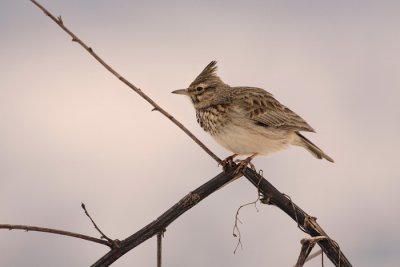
[{"xmin": 2, "ymin": 2, "xmax": 354, "ymax": 267}]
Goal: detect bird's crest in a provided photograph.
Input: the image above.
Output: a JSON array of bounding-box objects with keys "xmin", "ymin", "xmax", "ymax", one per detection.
[{"xmin": 190, "ymin": 61, "xmax": 224, "ymax": 87}]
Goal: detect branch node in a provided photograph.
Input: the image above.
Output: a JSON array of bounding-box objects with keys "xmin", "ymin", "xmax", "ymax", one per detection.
[
  {"xmin": 57, "ymin": 15, "xmax": 63, "ymax": 24},
  {"xmin": 112, "ymin": 239, "xmax": 121, "ymax": 248},
  {"xmin": 260, "ymin": 195, "xmax": 272, "ymax": 204},
  {"xmin": 182, "ymin": 192, "xmax": 201, "ymax": 207},
  {"xmin": 28, "ymin": 1, "xmax": 353, "ymax": 266}
]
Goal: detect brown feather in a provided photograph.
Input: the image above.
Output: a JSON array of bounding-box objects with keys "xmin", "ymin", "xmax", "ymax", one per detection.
[{"xmin": 230, "ymin": 87, "xmax": 315, "ymax": 132}]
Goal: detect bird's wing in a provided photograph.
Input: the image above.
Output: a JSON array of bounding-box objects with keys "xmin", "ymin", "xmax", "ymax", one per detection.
[{"xmin": 231, "ymin": 87, "xmax": 315, "ymax": 132}]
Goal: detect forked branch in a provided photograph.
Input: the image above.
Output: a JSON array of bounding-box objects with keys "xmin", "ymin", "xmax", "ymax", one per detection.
[
  {"xmin": 243, "ymin": 168, "xmax": 350, "ymax": 266},
  {"xmin": 26, "ymin": 1, "xmax": 353, "ymax": 267},
  {"xmin": 81, "ymin": 203, "xmax": 120, "ymax": 248},
  {"xmin": 92, "ymin": 166, "xmax": 241, "ymax": 266}
]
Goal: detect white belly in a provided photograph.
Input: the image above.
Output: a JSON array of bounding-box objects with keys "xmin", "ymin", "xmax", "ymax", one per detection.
[{"xmin": 212, "ymin": 122, "xmax": 295, "ymax": 156}]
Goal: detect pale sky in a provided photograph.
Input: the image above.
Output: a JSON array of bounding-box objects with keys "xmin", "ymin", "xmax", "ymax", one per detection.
[{"xmin": 1, "ymin": 1, "xmax": 400, "ymax": 266}]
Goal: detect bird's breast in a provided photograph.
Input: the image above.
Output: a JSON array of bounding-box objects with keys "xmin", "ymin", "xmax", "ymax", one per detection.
[{"xmin": 196, "ymin": 105, "xmax": 230, "ymax": 136}]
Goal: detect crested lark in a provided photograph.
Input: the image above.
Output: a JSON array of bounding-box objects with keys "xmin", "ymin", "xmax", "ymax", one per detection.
[{"xmin": 172, "ymin": 61, "xmax": 334, "ymax": 168}]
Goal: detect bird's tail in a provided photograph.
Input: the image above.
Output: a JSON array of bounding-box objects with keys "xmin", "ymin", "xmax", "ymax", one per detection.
[{"xmin": 294, "ymin": 132, "xmax": 334, "ymax": 163}]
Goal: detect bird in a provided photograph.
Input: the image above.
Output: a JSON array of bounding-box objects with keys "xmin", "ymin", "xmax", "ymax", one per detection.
[{"xmin": 172, "ymin": 61, "xmax": 333, "ymax": 170}]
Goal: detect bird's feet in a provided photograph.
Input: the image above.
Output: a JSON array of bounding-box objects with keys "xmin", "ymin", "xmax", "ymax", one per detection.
[
  {"xmin": 233, "ymin": 153, "xmax": 257, "ymax": 174},
  {"xmin": 219, "ymin": 154, "xmax": 238, "ymax": 171}
]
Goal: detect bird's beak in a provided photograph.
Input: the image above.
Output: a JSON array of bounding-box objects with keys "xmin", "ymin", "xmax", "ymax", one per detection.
[{"xmin": 171, "ymin": 89, "xmax": 189, "ymax": 96}]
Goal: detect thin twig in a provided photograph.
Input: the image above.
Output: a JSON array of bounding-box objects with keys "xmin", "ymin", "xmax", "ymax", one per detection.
[
  {"xmin": 81, "ymin": 203, "xmax": 119, "ymax": 248},
  {"xmin": 157, "ymin": 232, "xmax": 163, "ymax": 267},
  {"xmin": 242, "ymin": 168, "xmax": 352, "ymax": 267},
  {"xmin": 305, "ymin": 249, "xmax": 322, "ymax": 263},
  {"xmin": 0, "ymin": 224, "xmax": 111, "ymax": 247},
  {"xmin": 30, "ymin": 0, "xmax": 221, "ymax": 164},
  {"xmin": 92, "ymin": 165, "xmax": 240, "ymax": 266},
  {"xmin": 29, "ymin": 2, "xmax": 353, "ymax": 267},
  {"xmin": 294, "ymin": 236, "xmax": 328, "ymax": 267}
]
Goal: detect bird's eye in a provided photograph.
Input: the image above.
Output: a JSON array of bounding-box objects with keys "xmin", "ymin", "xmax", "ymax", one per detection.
[{"xmin": 196, "ymin": 86, "xmax": 204, "ymax": 92}]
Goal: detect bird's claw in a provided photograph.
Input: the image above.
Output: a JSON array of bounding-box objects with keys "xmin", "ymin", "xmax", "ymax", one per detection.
[
  {"xmin": 233, "ymin": 158, "xmax": 256, "ymax": 174},
  {"xmin": 219, "ymin": 154, "xmax": 238, "ymax": 171}
]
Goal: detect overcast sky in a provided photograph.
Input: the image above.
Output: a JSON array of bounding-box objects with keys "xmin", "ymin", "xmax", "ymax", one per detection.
[{"xmin": 1, "ymin": 1, "xmax": 400, "ymax": 266}]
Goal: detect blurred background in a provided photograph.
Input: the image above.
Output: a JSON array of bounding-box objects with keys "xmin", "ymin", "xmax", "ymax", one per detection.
[{"xmin": 1, "ymin": 1, "xmax": 399, "ymax": 266}]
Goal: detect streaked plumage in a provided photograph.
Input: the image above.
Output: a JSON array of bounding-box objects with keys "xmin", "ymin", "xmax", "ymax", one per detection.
[{"xmin": 172, "ymin": 61, "xmax": 334, "ymax": 163}]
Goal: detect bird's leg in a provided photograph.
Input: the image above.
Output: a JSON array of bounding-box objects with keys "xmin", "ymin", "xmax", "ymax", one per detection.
[
  {"xmin": 219, "ymin": 154, "xmax": 238, "ymax": 170},
  {"xmin": 234, "ymin": 153, "xmax": 258, "ymax": 174}
]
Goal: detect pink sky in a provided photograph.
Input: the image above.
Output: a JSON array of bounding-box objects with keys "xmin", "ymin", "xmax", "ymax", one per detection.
[{"xmin": 1, "ymin": 1, "xmax": 400, "ymax": 266}]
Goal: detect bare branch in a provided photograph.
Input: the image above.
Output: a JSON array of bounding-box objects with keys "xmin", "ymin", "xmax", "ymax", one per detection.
[
  {"xmin": 81, "ymin": 203, "xmax": 120, "ymax": 248},
  {"xmin": 157, "ymin": 232, "xmax": 163, "ymax": 267},
  {"xmin": 243, "ymin": 168, "xmax": 351, "ymax": 267},
  {"xmin": 0, "ymin": 224, "xmax": 111, "ymax": 247},
  {"xmin": 29, "ymin": 0, "xmax": 221, "ymax": 164},
  {"xmin": 29, "ymin": 1, "xmax": 353, "ymax": 267},
  {"xmin": 92, "ymin": 165, "xmax": 241, "ymax": 266}
]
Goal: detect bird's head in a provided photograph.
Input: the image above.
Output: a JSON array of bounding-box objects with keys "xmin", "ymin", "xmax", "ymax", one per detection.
[{"xmin": 172, "ymin": 61, "xmax": 228, "ymax": 108}]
